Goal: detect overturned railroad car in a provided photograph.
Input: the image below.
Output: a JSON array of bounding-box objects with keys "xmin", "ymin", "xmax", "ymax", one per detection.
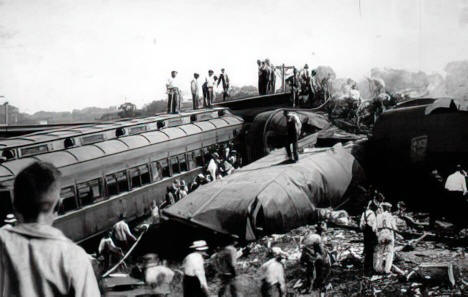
[
  {"xmin": 0, "ymin": 108, "xmax": 243, "ymax": 242},
  {"xmin": 163, "ymin": 144, "xmax": 365, "ymax": 242},
  {"xmin": 367, "ymin": 98, "xmax": 468, "ymax": 211}
]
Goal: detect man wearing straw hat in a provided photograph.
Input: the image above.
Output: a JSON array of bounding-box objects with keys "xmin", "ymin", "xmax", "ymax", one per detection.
[
  {"xmin": 1, "ymin": 213, "xmax": 16, "ymax": 229},
  {"xmin": 183, "ymin": 240, "xmax": 210, "ymax": 297}
]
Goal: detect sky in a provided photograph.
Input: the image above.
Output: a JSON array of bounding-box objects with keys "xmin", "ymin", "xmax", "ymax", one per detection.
[{"xmin": 1, "ymin": 0, "xmax": 468, "ymax": 113}]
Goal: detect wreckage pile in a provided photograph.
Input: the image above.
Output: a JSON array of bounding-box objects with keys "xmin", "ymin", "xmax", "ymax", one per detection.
[{"xmin": 121, "ymin": 215, "xmax": 466, "ymax": 297}]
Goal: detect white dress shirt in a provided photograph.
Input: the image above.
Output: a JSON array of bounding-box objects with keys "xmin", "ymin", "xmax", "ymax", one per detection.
[
  {"xmin": 445, "ymin": 171, "xmax": 467, "ymax": 194},
  {"xmin": 206, "ymin": 75, "xmax": 215, "ymax": 88},
  {"xmin": 166, "ymin": 77, "xmax": 181, "ymax": 92},
  {"xmin": 191, "ymin": 78, "xmax": 199, "ymax": 95},
  {"xmin": 260, "ymin": 258, "xmax": 286, "ymax": 293},
  {"xmin": 183, "ymin": 252, "xmax": 208, "ymax": 289}
]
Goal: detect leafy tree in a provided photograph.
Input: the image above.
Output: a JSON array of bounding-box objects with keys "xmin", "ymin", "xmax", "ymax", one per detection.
[{"xmin": 118, "ymin": 102, "xmax": 137, "ymax": 118}]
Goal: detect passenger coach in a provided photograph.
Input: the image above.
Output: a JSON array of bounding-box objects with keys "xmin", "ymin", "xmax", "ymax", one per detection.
[{"xmin": 0, "ymin": 108, "xmax": 244, "ymax": 242}]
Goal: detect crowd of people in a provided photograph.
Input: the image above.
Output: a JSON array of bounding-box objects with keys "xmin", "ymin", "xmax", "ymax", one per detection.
[
  {"xmin": 0, "ymin": 156, "xmax": 466, "ymax": 296},
  {"xmin": 163, "ymin": 142, "xmax": 241, "ymax": 208},
  {"xmin": 257, "ymin": 58, "xmax": 279, "ymax": 95},
  {"xmin": 166, "ymin": 68, "xmax": 230, "ymax": 114}
]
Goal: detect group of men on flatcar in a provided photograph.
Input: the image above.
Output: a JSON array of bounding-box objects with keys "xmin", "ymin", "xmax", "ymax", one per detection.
[{"xmin": 167, "ymin": 68, "xmax": 230, "ymax": 114}]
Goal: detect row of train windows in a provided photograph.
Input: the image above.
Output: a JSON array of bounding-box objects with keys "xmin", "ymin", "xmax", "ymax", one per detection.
[{"xmin": 57, "ymin": 147, "xmax": 213, "ymax": 215}]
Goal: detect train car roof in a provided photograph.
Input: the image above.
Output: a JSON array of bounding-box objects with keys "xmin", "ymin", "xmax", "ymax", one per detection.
[{"xmin": 0, "ymin": 114, "xmax": 243, "ymax": 182}]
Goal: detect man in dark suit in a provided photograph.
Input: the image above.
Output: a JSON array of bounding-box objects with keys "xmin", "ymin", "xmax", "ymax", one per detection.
[{"xmin": 218, "ymin": 68, "xmax": 230, "ymax": 101}]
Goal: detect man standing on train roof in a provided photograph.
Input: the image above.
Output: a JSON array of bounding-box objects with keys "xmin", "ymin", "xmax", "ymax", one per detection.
[
  {"xmin": 166, "ymin": 70, "xmax": 181, "ymax": 114},
  {"xmin": 283, "ymin": 110, "xmax": 302, "ymax": 163},
  {"xmin": 183, "ymin": 240, "xmax": 210, "ymax": 297},
  {"xmin": 217, "ymin": 68, "xmax": 230, "ymax": 101},
  {"xmin": 191, "ymin": 73, "xmax": 200, "ymax": 110},
  {"xmin": 205, "ymin": 70, "xmax": 216, "ymax": 108},
  {"xmin": 113, "ymin": 213, "xmax": 137, "ymax": 251},
  {"xmin": 0, "ymin": 161, "xmax": 100, "ymax": 296}
]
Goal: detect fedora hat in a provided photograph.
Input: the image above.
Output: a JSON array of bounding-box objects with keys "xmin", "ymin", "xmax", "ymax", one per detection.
[
  {"xmin": 189, "ymin": 240, "xmax": 208, "ymax": 251},
  {"xmin": 4, "ymin": 213, "xmax": 16, "ymax": 224}
]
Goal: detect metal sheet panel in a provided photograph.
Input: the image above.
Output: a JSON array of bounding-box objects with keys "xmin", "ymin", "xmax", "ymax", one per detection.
[
  {"xmin": 67, "ymin": 145, "xmax": 105, "ymax": 162},
  {"xmin": 0, "ymin": 166, "xmax": 13, "ymax": 178},
  {"xmin": 178, "ymin": 124, "xmax": 202, "ymax": 135},
  {"xmin": 193, "ymin": 121, "xmax": 216, "ymax": 132},
  {"xmin": 35, "ymin": 151, "xmax": 77, "ymax": 167},
  {"xmin": 118, "ymin": 135, "xmax": 150, "ymax": 149},
  {"xmin": 209, "ymin": 119, "xmax": 229, "ymax": 128},
  {"xmin": 222, "ymin": 116, "xmax": 243, "ymax": 125},
  {"xmin": 94, "ymin": 140, "xmax": 128, "ymax": 155},
  {"xmin": 1, "ymin": 158, "xmax": 36, "ymax": 176},
  {"xmin": 162, "ymin": 127, "xmax": 186, "ymax": 139},
  {"xmin": 142, "ymin": 131, "xmax": 169, "ymax": 144}
]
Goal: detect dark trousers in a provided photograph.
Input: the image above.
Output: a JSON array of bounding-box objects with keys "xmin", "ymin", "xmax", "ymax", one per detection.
[
  {"xmin": 222, "ymin": 86, "xmax": 229, "ymax": 101},
  {"xmin": 218, "ymin": 274, "xmax": 239, "ymax": 297},
  {"xmin": 258, "ymin": 77, "xmax": 264, "ymax": 95},
  {"xmin": 183, "ymin": 275, "xmax": 208, "ymax": 297},
  {"xmin": 261, "ymin": 280, "xmax": 282, "ymax": 297},
  {"xmin": 207, "ymin": 87, "xmax": 214, "ymax": 108},
  {"xmin": 192, "ymin": 93, "xmax": 199, "ymax": 110},
  {"xmin": 285, "ymin": 140, "xmax": 298, "ymax": 161},
  {"xmin": 363, "ymin": 226, "xmax": 377, "ymax": 275},
  {"xmin": 167, "ymin": 92, "xmax": 179, "ymax": 113}
]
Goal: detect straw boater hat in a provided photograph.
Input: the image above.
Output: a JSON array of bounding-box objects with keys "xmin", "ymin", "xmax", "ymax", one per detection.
[
  {"xmin": 4, "ymin": 214, "xmax": 16, "ymax": 224},
  {"xmin": 190, "ymin": 240, "xmax": 208, "ymax": 251}
]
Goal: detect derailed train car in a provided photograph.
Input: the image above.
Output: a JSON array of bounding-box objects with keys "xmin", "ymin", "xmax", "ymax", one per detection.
[
  {"xmin": 367, "ymin": 98, "xmax": 468, "ymax": 214},
  {"xmin": 0, "ymin": 109, "xmax": 244, "ymax": 242},
  {"xmin": 244, "ymin": 108, "xmax": 363, "ymax": 163},
  {"xmin": 163, "ymin": 144, "xmax": 365, "ymax": 242}
]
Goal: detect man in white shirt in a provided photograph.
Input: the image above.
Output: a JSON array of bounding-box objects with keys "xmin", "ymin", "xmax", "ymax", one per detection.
[
  {"xmin": 191, "ymin": 73, "xmax": 200, "ymax": 110},
  {"xmin": 0, "ymin": 161, "xmax": 100, "ymax": 296},
  {"xmin": 374, "ymin": 202, "xmax": 397, "ymax": 274},
  {"xmin": 205, "ymin": 70, "xmax": 216, "ymax": 108},
  {"xmin": 183, "ymin": 240, "xmax": 210, "ymax": 297},
  {"xmin": 445, "ymin": 164, "xmax": 467, "ymax": 195},
  {"xmin": 166, "ymin": 70, "xmax": 181, "ymax": 114},
  {"xmin": 113, "ymin": 214, "xmax": 137, "ymax": 251},
  {"xmin": 259, "ymin": 251, "xmax": 286, "ymax": 297},
  {"xmin": 207, "ymin": 153, "xmax": 220, "ymax": 181}
]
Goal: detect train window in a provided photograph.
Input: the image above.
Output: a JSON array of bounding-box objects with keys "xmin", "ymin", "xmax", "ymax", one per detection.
[
  {"xmin": 203, "ymin": 147, "xmax": 211, "ymax": 163},
  {"xmin": 171, "ymin": 156, "xmax": 180, "ymax": 175},
  {"xmin": 139, "ymin": 165, "xmax": 151, "ymax": 185},
  {"xmin": 59, "ymin": 186, "xmax": 78, "ymax": 214},
  {"xmin": 77, "ymin": 182, "xmax": 93, "ymax": 206},
  {"xmin": 150, "ymin": 161, "xmax": 163, "ymax": 182},
  {"xmin": 187, "ymin": 152, "xmax": 195, "ymax": 170},
  {"xmin": 115, "ymin": 171, "xmax": 129, "ymax": 192},
  {"xmin": 130, "ymin": 167, "xmax": 141, "ymax": 188},
  {"xmin": 106, "ymin": 174, "xmax": 119, "ymax": 196},
  {"xmin": 159, "ymin": 159, "xmax": 170, "ymax": 178},
  {"xmin": 194, "ymin": 150, "xmax": 204, "ymax": 166},
  {"xmin": 179, "ymin": 154, "xmax": 187, "ymax": 172}
]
